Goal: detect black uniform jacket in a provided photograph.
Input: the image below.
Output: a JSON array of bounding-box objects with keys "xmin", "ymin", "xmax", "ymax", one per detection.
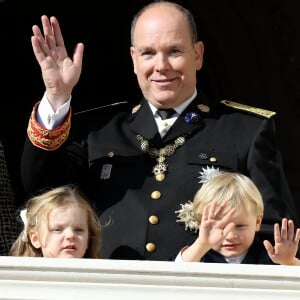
[
  {"xmin": 200, "ymin": 234, "xmax": 274, "ymax": 265},
  {"xmin": 21, "ymin": 94, "xmax": 298, "ymax": 260}
]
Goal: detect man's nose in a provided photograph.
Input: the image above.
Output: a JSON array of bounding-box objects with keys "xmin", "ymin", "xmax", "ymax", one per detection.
[{"xmin": 155, "ymin": 54, "xmax": 171, "ymax": 71}]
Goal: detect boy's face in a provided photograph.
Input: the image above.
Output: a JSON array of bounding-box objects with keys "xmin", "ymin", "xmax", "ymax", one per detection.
[{"xmin": 212, "ymin": 208, "xmax": 262, "ymax": 258}]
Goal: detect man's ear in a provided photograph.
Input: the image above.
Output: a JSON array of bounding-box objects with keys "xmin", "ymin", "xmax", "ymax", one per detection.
[
  {"xmin": 194, "ymin": 41, "xmax": 204, "ymax": 70},
  {"xmin": 29, "ymin": 230, "xmax": 42, "ymax": 249},
  {"xmin": 255, "ymin": 215, "xmax": 263, "ymax": 231},
  {"xmin": 130, "ymin": 46, "xmax": 138, "ymax": 74}
]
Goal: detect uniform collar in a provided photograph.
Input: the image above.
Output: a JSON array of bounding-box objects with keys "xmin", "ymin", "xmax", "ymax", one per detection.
[{"xmin": 129, "ymin": 92, "xmax": 212, "ymax": 143}]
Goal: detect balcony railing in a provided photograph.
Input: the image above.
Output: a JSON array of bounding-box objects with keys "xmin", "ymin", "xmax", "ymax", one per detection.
[{"xmin": 0, "ymin": 256, "xmax": 299, "ymax": 299}]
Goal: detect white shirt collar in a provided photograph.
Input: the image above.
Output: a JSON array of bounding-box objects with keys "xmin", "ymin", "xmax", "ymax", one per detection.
[{"xmin": 224, "ymin": 251, "xmax": 248, "ymax": 264}]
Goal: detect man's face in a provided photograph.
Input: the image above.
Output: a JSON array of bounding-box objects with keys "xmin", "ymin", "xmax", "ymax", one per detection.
[{"xmin": 130, "ymin": 5, "xmax": 204, "ymax": 108}]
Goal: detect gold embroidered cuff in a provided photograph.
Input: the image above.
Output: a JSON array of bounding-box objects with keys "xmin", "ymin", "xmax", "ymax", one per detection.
[{"xmin": 27, "ymin": 102, "xmax": 72, "ymax": 151}]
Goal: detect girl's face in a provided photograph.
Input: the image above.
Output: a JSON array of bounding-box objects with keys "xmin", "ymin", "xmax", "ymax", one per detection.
[
  {"xmin": 29, "ymin": 205, "xmax": 89, "ymax": 258},
  {"xmin": 213, "ymin": 207, "xmax": 262, "ymax": 258}
]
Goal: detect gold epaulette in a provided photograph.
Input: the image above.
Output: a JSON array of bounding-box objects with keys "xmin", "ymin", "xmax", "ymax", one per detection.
[
  {"xmin": 220, "ymin": 100, "xmax": 276, "ymax": 118},
  {"xmin": 27, "ymin": 101, "xmax": 72, "ymax": 151}
]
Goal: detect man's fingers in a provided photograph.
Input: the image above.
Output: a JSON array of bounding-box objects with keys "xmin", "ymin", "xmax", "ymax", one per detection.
[
  {"xmin": 73, "ymin": 43, "xmax": 84, "ymax": 68},
  {"xmin": 41, "ymin": 15, "xmax": 57, "ymax": 50},
  {"xmin": 32, "ymin": 23, "xmax": 51, "ymax": 57},
  {"xmin": 31, "ymin": 36, "xmax": 46, "ymax": 64},
  {"xmin": 50, "ymin": 16, "xmax": 65, "ymax": 48}
]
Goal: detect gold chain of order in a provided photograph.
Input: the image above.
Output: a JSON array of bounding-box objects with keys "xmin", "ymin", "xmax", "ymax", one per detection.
[{"xmin": 137, "ymin": 134, "xmax": 186, "ymax": 181}]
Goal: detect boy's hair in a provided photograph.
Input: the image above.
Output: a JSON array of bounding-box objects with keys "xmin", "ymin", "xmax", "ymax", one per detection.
[
  {"xmin": 9, "ymin": 185, "xmax": 101, "ymax": 258},
  {"xmin": 193, "ymin": 172, "xmax": 264, "ymax": 222}
]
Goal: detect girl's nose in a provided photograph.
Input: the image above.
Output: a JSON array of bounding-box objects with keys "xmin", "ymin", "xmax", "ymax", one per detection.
[{"xmin": 65, "ymin": 228, "xmax": 76, "ymax": 240}]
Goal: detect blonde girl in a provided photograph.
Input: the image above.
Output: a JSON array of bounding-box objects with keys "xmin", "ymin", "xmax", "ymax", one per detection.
[{"xmin": 9, "ymin": 185, "xmax": 101, "ymax": 258}]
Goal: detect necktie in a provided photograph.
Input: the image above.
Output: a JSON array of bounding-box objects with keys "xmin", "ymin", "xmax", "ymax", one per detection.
[{"xmin": 157, "ymin": 108, "xmax": 176, "ymax": 120}]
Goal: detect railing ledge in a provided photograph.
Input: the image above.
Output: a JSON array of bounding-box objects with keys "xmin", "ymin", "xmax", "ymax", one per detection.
[{"xmin": 0, "ymin": 256, "xmax": 299, "ymax": 299}]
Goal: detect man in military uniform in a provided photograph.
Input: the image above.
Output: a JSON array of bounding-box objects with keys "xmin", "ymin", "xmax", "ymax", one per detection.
[{"xmin": 21, "ymin": 1, "xmax": 299, "ymax": 260}]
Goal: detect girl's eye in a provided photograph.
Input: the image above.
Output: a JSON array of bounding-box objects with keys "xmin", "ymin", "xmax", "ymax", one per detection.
[{"xmin": 50, "ymin": 227, "xmax": 63, "ymax": 232}]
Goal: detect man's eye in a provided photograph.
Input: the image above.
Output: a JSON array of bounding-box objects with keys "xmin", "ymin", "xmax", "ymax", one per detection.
[
  {"xmin": 141, "ymin": 51, "xmax": 153, "ymax": 58},
  {"xmin": 169, "ymin": 49, "xmax": 181, "ymax": 56}
]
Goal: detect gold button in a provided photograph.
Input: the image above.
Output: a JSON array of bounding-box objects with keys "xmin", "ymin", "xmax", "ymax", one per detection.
[
  {"xmin": 151, "ymin": 191, "xmax": 161, "ymax": 199},
  {"xmin": 107, "ymin": 151, "xmax": 114, "ymax": 157},
  {"xmin": 209, "ymin": 157, "xmax": 217, "ymax": 162},
  {"xmin": 145, "ymin": 242, "xmax": 156, "ymax": 253},
  {"xmin": 148, "ymin": 215, "xmax": 159, "ymax": 225},
  {"xmin": 163, "ymin": 122, "xmax": 168, "ymax": 127},
  {"xmin": 155, "ymin": 173, "xmax": 165, "ymax": 182}
]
